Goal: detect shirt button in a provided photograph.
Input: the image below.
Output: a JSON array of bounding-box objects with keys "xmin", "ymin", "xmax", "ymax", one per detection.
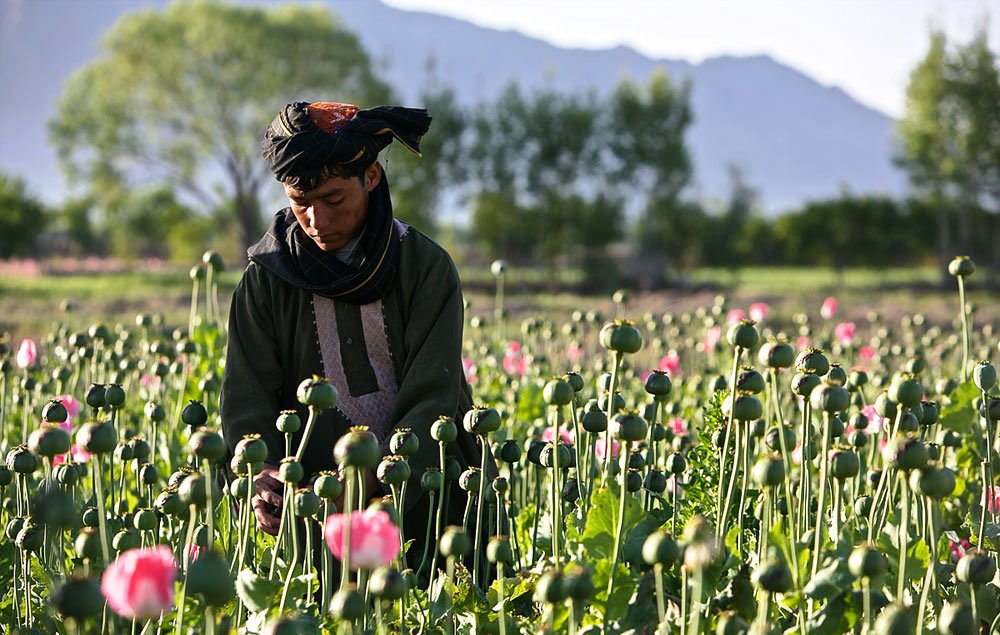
[{"xmin": 346, "ymin": 337, "xmax": 353, "ymax": 345}]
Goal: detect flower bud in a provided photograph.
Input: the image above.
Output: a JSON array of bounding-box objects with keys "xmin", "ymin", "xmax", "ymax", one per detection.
[
  {"xmin": 296, "ymin": 376, "xmax": 338, "ymax": 410},
  {"xmin": 973, "ymin": 361, "xmax": 997, "ymax": 392},
  {"xmin": 948, "ymin": 255, "xmax": 975, "ymax": 277}
]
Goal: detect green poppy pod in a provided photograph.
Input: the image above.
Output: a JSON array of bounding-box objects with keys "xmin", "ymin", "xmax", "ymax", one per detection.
[
  {"xmin": 168, "ymin": 466, "xmax": 196, "ymax": 489},
  {"xmin": 534, "ymin": 569, "xmax": 567, "ymax": 604},
  {"xmin": 600, "ymin": 320, "xmax": 643, "ymax": 354},
  {"xmin": 445, "ymin": 458, "xmax": 462, "ymax": 482},
  {"xmin": 643, "ymin": 470, "xmax": 667, "ymax": 494},
  {"xmin": 599, "ymin": 391, "xmax": 627, "ymax": 414},
  {"xmin": 487, "ymin": 535, "xmax": 514, "ymax": 565},
  {"xmin": 181, "ymin": 400, "xmax": 208, "ymax": 428},
  {"xmin": 189, "ymin": 430, "xmax": 226, "ymax": 464},
  {"xmin": 795, "ymin": 349, "xmax": 830, "ymax": 376},
  {"xmin": 644, "ymin": 370, "xmax": 673, "ymax": 398},
  {"xmin": 292, "ymin": 488, "xmax": 320, "ymax": 518},
  {"xmin": 810, "ymin": 384, "xmax": 850, "ymax": 413},
  {"xmin": 368, "ymin": 566, "xmax": 407, "ymax": 600},
  {"xmin": 420, "ymin": 469, "xmax": 443, "ymax": 493},
  {"xmin": 186, "ymin": 550, "xmax": 235, "ymax": 606},
  {"xmin": 581, "ymin": 408, "xmax": 608, "ymax": 434},
  {"xmin": 15, "ymin": 522, "xmax": 43, "ymax": 552},
  {"xmin": 458, "ymin": 468, "xmax": 482, "ymax": 493},
  {"xmin": 735, "ymin": 367, "xmax": 765, "ymax": 394},
  {"xmin": 143, "ymin": 401, "xmax": 165, "ymax": 423},
  {"xmin": 131, "ymin": 438, "xmax": 151, "ymax": 461},
  {"xmin": 752, "ymin": 455, "xmax": 785, "ymax": 488},
  {"xmin": 114, "ymin": 441, "xmax": 134, "ymax": 463},
  {"xmin": 564, "ymin": 372, "xmax": 585, "ymax": 393},
  {"xmin": 84, "ymin": 383, "xmax": 106, "ymax": 410},
  {"xmin": 874, "ymin": 392, "xmax": 897, "ymax": 420},
  {"xmin": 104, "ymin": 384, "xmax": 126, "ymax": 408},
  {"xmin": 261, "ymin": 615, "xmax": 306, "ymax": 635},
  {"xmin": 752, "ymin": 555, "xmax": 793, "ymax": 593},
  {"xmin": 919, "ymin": 401, "xmax": 939, "ymax": 426},
  {"xmin": 643, "ymin": 530, "xmax": 680, "ymax": 566},
  {"xmin": 50, "ymin": 573, "xmax": 104, "ymax": 620},
  {"xmin": 154, "ymin": 488, "xmax": 184, "ymax": 517},
  {"xmin": 333, "ymin": 427, "xmax": 380, "ymax": 469},
  {"xmin": 296, "ymin": 376, "xmax": 338, "ymax": 410},
  {"xmin": 824, "ymin": 364, "xmax": 848, "ymax": 386},
  {"xmin": 497, "ymin": 439, "xmax": 522, "ymax": 464},
  {"xmin": 830, "ymin": 450, "xmax": 860, "ymax": 480},
  {"xmin": 613, "ymin": 411, "xmax": 648, "ymax": 442},
  {"xmin": 909, "ymin": 465, "xmax": 955, "ymax": 500},
  {"xmin": 330, "ymin": 586, "xmax": 366, "ymax": 622},
  {"xmin": 430, "ymin": 416, "xmax": 458, "ymax": 443},
  {"xmin": 849, "ymin": 430, "xmax": 868, "ymax": 449},
  {"xmin": 854, "ymin": 495, "xmax": 873, "ymax": 517},
  {"xmin": 973, "ymin": 361, "xmax": 997, "ymax": 392},
  {"xmin": 874, "ymin": 604, "xmax": 915, "ymax": 635},
  {"xmin": 727, "ymin": 320, "xmax": 759, "ymax": 350},
  {"xmin": 888, "ymin": 375, "xmax": 923, "ymax": 409},
  {"xmin": 938, "ymin": 601, "xmax": 976, "ymax": 635},
  {"xmin": 74, "ymin": 527, "xmax": 104, "ymax": 562},
  {"xmin": 41, "ymin": 399, "xmax": 68, "ymax": 424},
  {"xmin": 849, "ymin": 369, "xmax": 869, "ymax": 388},
  {"xmin": 716, "ymin": 612, "xmax": 749, "ymax": 635},
  {"xmin": 179, "ymin": 473, "xmax": 221, "ymax": 508},
  {"xmin": 564, "ymin": 564, "xmax": 594, "ymax": 600},
  {"xmin": 666, "ymin": 452, "xmax": 688, "ymax": 475},
  {"xmin": 765, "ymin": 426, "xmax": 796, "ymax": 452},
  {"xmin": 722, "ymin": 394, "xmax": 763, "ymax": 422},
  {"xmin": 275, "ymin": 410, "xmax": 301, "ymax": 434},
  {"xmin": 278, "ymin": 458, "xmax": 304, "ymax": 485},
  {"xmin": 463, "ymin": 406, "xmax": 502, "ymax": 435},
  {"xmin": 55, "ymin": 463, "xmax": 78, "ymax": 486},
  {"xmin": 758, "ymin": 340, "xmax": 795, "ymax": 369},
  {"xmin": 229, "ymin": 476, "xmax": 250, "ymax": 499},
  {"xmin": 112, "ymin": 528, "xmax": 140, "ymax": 553},
  {"xmin": 948, "ymin": 255, "xmax": 975, "ymax": 277},
  {"xmin": 439, "ymin": 526, "xmax": 471, "ymax": 558},
  {"xmin": 389, "ymin": 428, "xmax": 419, "ymax": 456},
  {"xmin": 76, "ymin": 421, "xmax": 117, "ymax": 455},
  {"xmin": 235, "ymin": 435, "xmax": 269, "ymax": 466},
  {"xmin": 543, "ymin": 379, "xmax": 574, "ymax": 406},
  {"xmin": 848, "ymin": 543, "xmax": 887, "ymax": 578},
  {"xmin": 956, "ymin": 550, "xmax": 997, "ymax": 584},
  {"xmin": 28, "ymin": 425, "xmax": 71, "ymax": 458},
  {"xmin": 377, "ymin": 455, "xmax": 411, "ymax": 486},
  {"xmin": 314, "ymin": 472, "xmax": 343, "ymax": 500},
  {"xmin": 540, "ymin": 443, "xmax": 572, "ymax": 470},
  {"xmin": 791, "ymin": 372, "xmax": 821, "ymax": 398},
  {"xmin": 624, "ymin": 469, "xmax": 643, "ymax": 493},
  {"xmin": 882, "ymin": 436, "xmax": 928, "ymax": 472}
]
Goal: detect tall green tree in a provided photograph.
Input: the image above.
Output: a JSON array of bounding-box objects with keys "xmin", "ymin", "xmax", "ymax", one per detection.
[
  {"xmin": 609, "ymin": 71, "xmax": 694, "ymax": 276},
  {"xmin": 50, "ymin": 1, "xmax": 390, "ymax": 254},
  {"xmin": 896, "ymin": 25, "xmax": 1000, "ymax": 275},
  {"xmin": 0, "ymin": 173, "xmax": 47, "ymax": 258}
]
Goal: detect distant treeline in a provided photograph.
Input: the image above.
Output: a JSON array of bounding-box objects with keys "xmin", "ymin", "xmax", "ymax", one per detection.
[{"xmin": 0, "ymin": 3, "xmax": 995, "ymax": 287}]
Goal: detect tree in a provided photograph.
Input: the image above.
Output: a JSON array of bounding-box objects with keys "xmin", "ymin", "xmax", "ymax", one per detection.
[
  {"xmin": 50, "ymin": 1, "xmax": 390, "ymax": 255},
  {"xmin": 0, "ymin": 173, "xmax": 46, "ymax": 258},
  {"xmin": 896, "ymin": 25, "xmax": 1000, "ymax": 277}
]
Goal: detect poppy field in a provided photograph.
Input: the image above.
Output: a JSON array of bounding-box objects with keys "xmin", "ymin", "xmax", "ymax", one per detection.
[{"xmin": 1, "ymin": 255, "xmax": 999, "ymax": 635}]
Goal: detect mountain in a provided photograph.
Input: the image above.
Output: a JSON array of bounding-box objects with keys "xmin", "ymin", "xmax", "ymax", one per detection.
[{"xmin": 0, "ymin": 0, "xmax": 905, "ymax": 214}]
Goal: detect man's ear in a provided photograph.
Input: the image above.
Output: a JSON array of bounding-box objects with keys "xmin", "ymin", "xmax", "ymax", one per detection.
[{"xmin": 365, "ymin": 161, "xmax": 382, "ymax": 192}]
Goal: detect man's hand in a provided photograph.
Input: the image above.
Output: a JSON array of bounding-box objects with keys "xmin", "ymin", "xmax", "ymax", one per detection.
[{"xmin": 252, "ymin": 463, "xmax": 284, "ymax": 536}]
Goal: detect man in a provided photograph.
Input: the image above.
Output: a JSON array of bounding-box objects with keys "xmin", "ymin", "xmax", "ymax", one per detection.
[{"xmin": 220, "ymin": 101, "xmax": 484, "ymax": 566}]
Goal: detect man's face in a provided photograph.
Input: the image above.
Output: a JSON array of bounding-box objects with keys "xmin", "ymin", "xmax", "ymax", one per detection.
[{"xmin": 283, "ymin": 162, "xmax": 381, "ymax": 252}]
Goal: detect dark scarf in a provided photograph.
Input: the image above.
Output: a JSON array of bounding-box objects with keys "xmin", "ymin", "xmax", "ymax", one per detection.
[{"xmin": 246, "ymin": 176, "xmax": 400, "ymax": 305}]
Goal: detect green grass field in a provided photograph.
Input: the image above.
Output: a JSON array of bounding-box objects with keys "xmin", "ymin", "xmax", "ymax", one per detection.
[{"xmin": 1, "ymin": 264, "xmax": 996, "ymax": 341}]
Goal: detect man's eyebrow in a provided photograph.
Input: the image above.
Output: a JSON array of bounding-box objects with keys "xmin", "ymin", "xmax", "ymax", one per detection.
[{"xmin": 288, "ymin": 186, "xmax": 346, "ymax": 200}]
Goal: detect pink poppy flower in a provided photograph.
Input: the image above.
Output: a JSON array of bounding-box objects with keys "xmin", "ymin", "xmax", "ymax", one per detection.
[
  {"xmin": 835, "ymin": 322, "xmax": 856, "ymax": 347},
  {"xmin": 748, "ymin": 303, "xmax": 770, "ymax": 323},
  {"xmin": 665, "ymin": 474, "xmax": 680, "ymax": 495},
  {"xmin": 101, "ymin": 546, "xmax": 177, "ymax": 620},
  {"xmin": 796, "ymin": 336, "xmax": 811, "ymax": 350},
  {"xmin": 16, "ymin": 339, "xmax": 37, "ymax": 369},
  {"xmin": 858, "ymin": 346, "xmax": 876, "ymax": 363},
  {"xmin": 982, "ymin": 485, "xmax": 1000, "ymax": 513},
  {"xmin": 567, "ymin": 344, "xmax": 583, "ymax": 363},
  {"xmin": 542, "ymin": 426, "xmax": 574, "ymax": 445},
  {"xmin": 54, "ymin": 444, "xmax": 92, "ymax": 466},
  {"xmin": 658, "ymin": 352, "xmax": 681, "ymax": 376},
  {"xmin": 324, "ymin": 509, "xmax": 400, "ymax": 570},
  {"xmin": 461, "ymin": 358, "xmax": 478, "ymax": 384},
  {"xmin": 506, "ymin": 340, "xmax": 522, "ymax": 355},
  {"xmin": 502, "ymin": 353, "xmax": 528, "ymax": 376},
  {"xmin": 820, "ymin": 297, "xmax": 837, "ymax": 320},
  {"xmin": 725, "ymin": 309, "xmax": 746, "ymax": 326},
  {"xmin": 668, "ymin": 418, "xmax": 686, "ymax": 435},
  {"xmin": 860, "ymin": 405, "xmax": 883, "ymax": 434},
  {"xmin": 703, "ymin": 326, "xmax": 722, "ymax": 353},
  {"xmin": 949, "ymin": 538, "xmax": 972, "ymax": 563}
]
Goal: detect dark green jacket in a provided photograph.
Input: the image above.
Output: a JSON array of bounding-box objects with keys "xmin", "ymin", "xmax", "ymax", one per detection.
[{"xmin": 221, "ymin": 221, "xmax": 483, "ymax": 520}]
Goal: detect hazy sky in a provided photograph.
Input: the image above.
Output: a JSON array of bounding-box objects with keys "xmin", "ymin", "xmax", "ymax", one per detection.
[{"xmin": 383, "ymin": 0, "xmax": 997, "ymax": 117}]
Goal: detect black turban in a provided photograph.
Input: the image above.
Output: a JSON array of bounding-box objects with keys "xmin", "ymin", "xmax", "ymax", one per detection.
[{"xmin": 261, "ymin": 101, "xmax": 432, "ymax": 182}]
